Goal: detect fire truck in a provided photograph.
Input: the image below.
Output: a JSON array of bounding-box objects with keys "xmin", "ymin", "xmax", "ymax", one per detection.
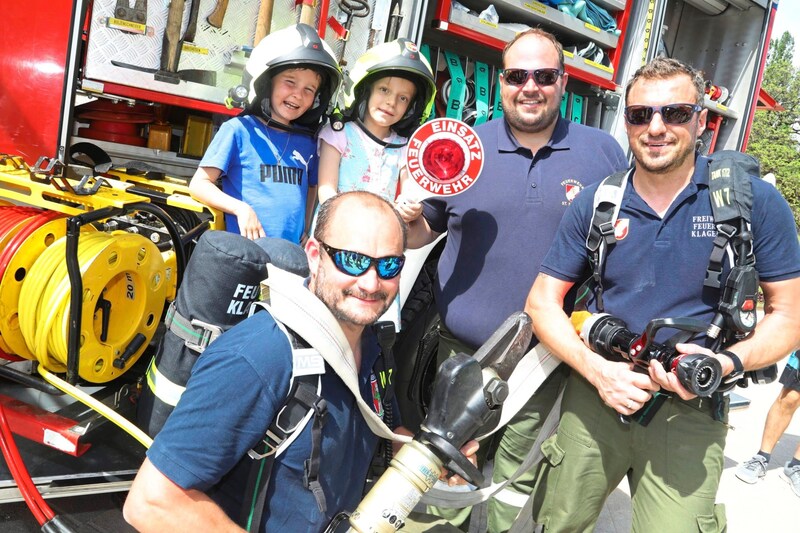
[{"xmin": 0, "ymin": 0, "xmax": 783, "ymax": 528}]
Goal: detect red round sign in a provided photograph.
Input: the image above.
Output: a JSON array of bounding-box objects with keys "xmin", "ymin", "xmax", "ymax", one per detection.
[{"xmin": 405, "ymin": 118, "xmax": 484, "ymax": 196}]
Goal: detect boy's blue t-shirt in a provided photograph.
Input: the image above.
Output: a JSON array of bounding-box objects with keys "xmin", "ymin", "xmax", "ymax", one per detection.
[{"xmin": 201, "ymin": 115, "xmax": 318, "ymax": 243}]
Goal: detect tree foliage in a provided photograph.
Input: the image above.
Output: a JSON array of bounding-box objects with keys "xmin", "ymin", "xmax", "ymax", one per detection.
[{"xmin": 746, "ymin": 32, "xmax": 800, "ymax": 227}]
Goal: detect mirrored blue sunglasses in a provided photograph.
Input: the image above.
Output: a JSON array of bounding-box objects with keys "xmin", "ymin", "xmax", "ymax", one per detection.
[{"xmin": 319, "ymin": 241, "xmax": 405, "ymax": 280}]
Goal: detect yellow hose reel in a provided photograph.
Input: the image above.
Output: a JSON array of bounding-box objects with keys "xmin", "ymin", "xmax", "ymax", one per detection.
[
  {"xmin": 0, "ymin": 216, "xmax": 71, "ymax": 357},
  {"xmin": 18, "ymin": 230, "xmax": 167, "ymax": 383}
]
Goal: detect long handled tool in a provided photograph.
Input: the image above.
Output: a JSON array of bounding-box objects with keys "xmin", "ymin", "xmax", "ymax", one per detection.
[
  {"xmin": 207, "ymin": 0, "xmax": 230, "ymax": 28},
  {"xmin": 155, "ymin": 0, "xmax": 187, "ymax": 84},
  {"xmin": 152, "ymin": 0, "xmax": 216, "ymax": 85},
  {"xmin": 299, "ymin": 0, "xmax": 316, "ymax": 27},
  {"xmin": 254, "ymin": 0, "xmax": 275, "ymax": 45}
]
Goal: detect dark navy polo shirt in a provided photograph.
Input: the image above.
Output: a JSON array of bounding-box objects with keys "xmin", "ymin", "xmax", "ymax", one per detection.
[
  {"xmin": 541, "ymin": 154, "xmax": 800, "ymax": 343},
  {"xmin": 148, "ymin": 309, "xmax": 392, "ymax": 532},
  {"xmin": 422, "ymin": 116, "xmax": 628, "ymax": 349}
]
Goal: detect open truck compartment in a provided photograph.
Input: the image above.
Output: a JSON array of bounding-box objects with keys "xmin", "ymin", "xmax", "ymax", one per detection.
[{"xmin": 0, "ymin": 0, "xmax": 779, "ymax": 520}]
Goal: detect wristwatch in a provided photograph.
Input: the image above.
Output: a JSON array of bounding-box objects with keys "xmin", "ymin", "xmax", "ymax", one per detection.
[{"xmin": 720, "ymin": 349, "xmax": 745, "ymax": 383}]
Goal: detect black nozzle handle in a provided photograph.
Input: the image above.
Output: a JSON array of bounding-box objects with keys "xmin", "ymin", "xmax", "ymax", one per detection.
[
  {"xmin": 420, "ymin": 431, "xmax": 484, "ymax": 487},
  {"xmin": 641, "ymin": 317, "xmax": 707, "ymax": 351}
]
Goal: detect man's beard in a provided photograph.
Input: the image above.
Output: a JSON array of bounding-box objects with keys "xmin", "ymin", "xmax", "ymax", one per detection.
[
  {"xmin": 503, "ymin": 97, "xmax": 560, "ymax": 134},
  {"xmin": 633, "ymin": 136, "xmax": 695, "ymax": 175},
  {"xmin": 314, "ymin": 268, "xmax": 393, "ymax": 327}
]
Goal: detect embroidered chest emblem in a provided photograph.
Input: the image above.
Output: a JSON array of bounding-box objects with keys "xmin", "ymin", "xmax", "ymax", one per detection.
[
  {"xmin": 561, "ymin": 179, "xmax": 584, "ymax": 206},
  {"xmin": 614, "ymin": 218, "xmax": 630, "ymax": 241}
]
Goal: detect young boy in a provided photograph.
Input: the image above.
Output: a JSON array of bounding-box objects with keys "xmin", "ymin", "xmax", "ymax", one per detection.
[{"xmin": 190, "ymin": 24, "xmax": 341, "ymax": 242}]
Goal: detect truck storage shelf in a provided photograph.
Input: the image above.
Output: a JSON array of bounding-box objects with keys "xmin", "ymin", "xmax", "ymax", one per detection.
[
  {"xmin": 593, "ymin": 0, "xmax": 626, "ymax": 10},
  {"xmin": 439, "ymin": 11, "xmax": 615, "ymax": 88},
  {"xmin": 71, "ymin": 136, "xmax": 201, "ymax": 179},
  {"xmin": 80, "ymin": 78, "xmax": 239, "ymax": 118},
  {"xmin": 455, "ymin": 0, "xmax": 621, "ymax": 49},
  {"xmin": 564, "ymin": 50, "xmax": 615, "ymax": 82},
  {"xmin": 0, "ymin": 381, "xmax": 145, "ymax": 504}
]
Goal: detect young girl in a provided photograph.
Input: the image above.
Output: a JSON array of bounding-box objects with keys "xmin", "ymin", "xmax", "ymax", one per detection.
[
  {"xmin": 189, "ymin": 24, "xmax": 341, "ymax": 242},
  {"xmin": 316, "ymin": 38, "xmax": 436, "ymax": 223}
]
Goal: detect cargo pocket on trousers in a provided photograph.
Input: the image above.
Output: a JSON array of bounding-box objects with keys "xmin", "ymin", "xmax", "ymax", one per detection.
[
  {"xmin": 531, "ymin": 434, "xmax": 566, "ymax": 527},
  {"xmin": 541, "ymin": 434, "xmax": 564, "ymax": 467},
  {"xmin": 696, "ymin": 503, "xmax": 727, "ymax": 533}
]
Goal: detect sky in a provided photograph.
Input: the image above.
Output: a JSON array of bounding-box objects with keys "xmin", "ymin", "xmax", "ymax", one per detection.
[{"xmin": 772, "ymin": 2, "xmax": 800, "ymax": 66}]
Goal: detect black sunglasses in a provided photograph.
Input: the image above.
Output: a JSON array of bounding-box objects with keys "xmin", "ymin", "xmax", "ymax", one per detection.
[
  {"xmin": 319, "ymin": 241, "xmax": 405, "ymax": 280},
  {"xmin": 501, "ymin": 68, "xmax": 562, "ymax": 87},
  {"xmin": 624, "ymin": 103, "xmax": 703, "ymax": 126}
]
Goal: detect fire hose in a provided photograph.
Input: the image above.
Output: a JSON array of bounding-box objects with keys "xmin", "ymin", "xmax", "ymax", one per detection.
[
  {"xmin": 0, "ymin": 404, "xmax": 76, "ymax": 532},
  {"xmin": 0, "ymin": 205, "xmax": 171, "ymax": 529}
]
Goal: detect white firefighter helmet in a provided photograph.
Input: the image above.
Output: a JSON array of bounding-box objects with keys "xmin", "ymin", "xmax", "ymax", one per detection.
[{"xmin": 243, "ymin": 23, "xmax": 342, "ymax": 130}]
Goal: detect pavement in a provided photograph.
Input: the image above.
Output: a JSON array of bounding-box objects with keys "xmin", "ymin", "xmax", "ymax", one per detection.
[
  {"xmin": 596, "ymin": 352, "xmax": 800, "ymax": 533},
  {"xmin": 2, "ymin": 356, "xmax": 799, "ymax": 532}
]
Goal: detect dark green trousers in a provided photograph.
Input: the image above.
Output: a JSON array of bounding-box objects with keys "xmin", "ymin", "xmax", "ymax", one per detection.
[{"xmin": 532, "ymin": 373, "xmax": 729, "ymax": 532}]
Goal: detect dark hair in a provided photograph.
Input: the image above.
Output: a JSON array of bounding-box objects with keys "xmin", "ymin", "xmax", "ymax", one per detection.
[
  {"xmin": 502, "ymin": 28, "xmax": 565, "ymax": 72},
  {"xmin": 625, "ymin": 57, "xmax": 705, "ymax": 105},
  {"xmin": 314, "ymin": 191, "xmax": 408, "ymax": 249}
]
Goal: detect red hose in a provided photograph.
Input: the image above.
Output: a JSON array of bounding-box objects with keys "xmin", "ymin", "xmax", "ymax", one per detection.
[
  {"xmin": 0, "ymin": 209, "xmax": 64, "ymax": 275},
  {"xmin": 0, "ymin": 404, "xmax": 56, "ymax": 525},
  {"xmin": 0, "ymin": 207, "xmax": 58, "ymax": 363}
]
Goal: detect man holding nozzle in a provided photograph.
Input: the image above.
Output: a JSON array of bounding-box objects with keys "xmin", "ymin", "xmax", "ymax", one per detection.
[
  {"xmin": 525, "ymin": 57, "xmax": 800, "ymax": 531},
  {"xmin": 124, "ymin": 191, "xmax": 478, "ymax": 533}
]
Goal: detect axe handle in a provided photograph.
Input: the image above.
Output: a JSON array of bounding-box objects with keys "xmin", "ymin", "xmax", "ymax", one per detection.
[
  {"xmin": 184, "ymin": 0, "xmax": 202, "ymax": 43},
  {"xmin": 207, "ymin": 0, "xmax": 230, "ymax": 28},
  {"xmin": 161, "ymin": 0, "xmax": 187, "ymax": 73},
  {"xmin": 254, "ymin": 0, "xmax": 275, "ymax": 45},
  {"xmin": 299, "ymin": 0, "xmax": 316, "ymax": 27}
]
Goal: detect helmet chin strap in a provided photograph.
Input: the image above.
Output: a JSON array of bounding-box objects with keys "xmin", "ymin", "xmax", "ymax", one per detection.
[{"xmin": 353, "ymin": 118, "xmax": 408, "ymax": 149}]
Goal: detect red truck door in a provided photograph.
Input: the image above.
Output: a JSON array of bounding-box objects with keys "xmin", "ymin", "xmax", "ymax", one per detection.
[{"xmin": 0, "ymin": 2, "xmax": 82, "ymax": 165}]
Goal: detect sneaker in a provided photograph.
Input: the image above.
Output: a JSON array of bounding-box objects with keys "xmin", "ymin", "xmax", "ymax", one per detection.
[
  {"xmin": 780, "ymin": 462, "xmax": 800, "ymax": 497},
  {"xmin": 735, "ymin": 454, "xmax": 768, "ymax": 484}
]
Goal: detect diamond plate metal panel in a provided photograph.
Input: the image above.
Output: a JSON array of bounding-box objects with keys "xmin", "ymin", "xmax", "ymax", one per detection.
[
  {"xmin": 84, "ymin": 0, "xmax": 393, "ymax": 105},
  {"xmin": 85, "ymin": 0, "xmax": 262, "ymax": 103}
]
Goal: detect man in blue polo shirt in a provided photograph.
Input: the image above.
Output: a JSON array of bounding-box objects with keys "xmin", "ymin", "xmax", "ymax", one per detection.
[
  {"xmin": 124, "ymin": 192, "xmax": 410, "ymax": 532},
  {"xmin": 525, "ymin": 57, "xmax": 800, "ymax": 531},
  {"xmin": 406, "ymin": 28, "xmax": 627, "ymax": 531}
]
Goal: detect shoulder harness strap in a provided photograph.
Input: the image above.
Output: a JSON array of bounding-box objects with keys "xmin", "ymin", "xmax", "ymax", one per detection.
[
  {"xmin": 586, "ymin": 169, "xmax": 630, "ymax": 312},
  {"xmin": 241, "ymin": 302, "xmax": 328, "ymax": 531},
  {"xmin": 704, "ymin": 151, "xmax": 756, "ymax": 289},
  {"xmin": 704, "ymin": 151, "xmax": 760, "ymax": 354}
]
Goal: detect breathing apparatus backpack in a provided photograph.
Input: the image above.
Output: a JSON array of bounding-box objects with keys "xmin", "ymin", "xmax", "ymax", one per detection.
[
  {"xmin": 584, "ymin": 150, "xmax": 766, "ymax": 420},
  {"xmin": 136, "ymin": 230, "xmax": 310, "ymax": 435}
]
